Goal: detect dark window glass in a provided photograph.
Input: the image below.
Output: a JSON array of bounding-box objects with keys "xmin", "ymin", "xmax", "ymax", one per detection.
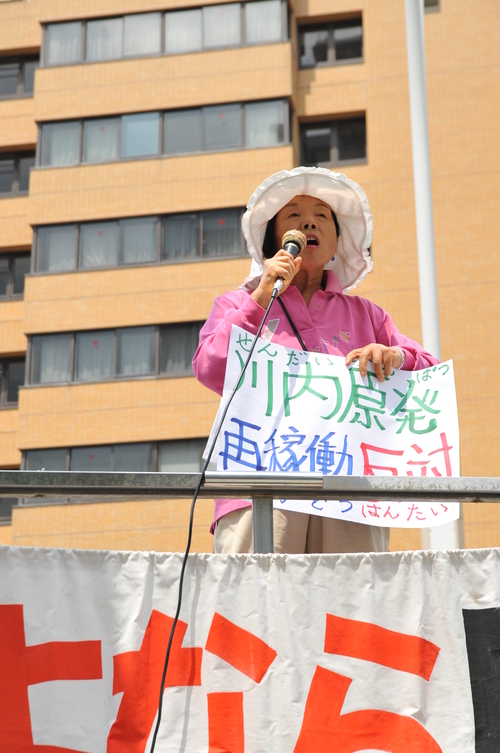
[
  {"xmin": 203, "ymin": 3, "xmax": 241, "ymax": 48},
  {"xmin": 117, "ymin": 327, "xmax": 155, "ymax": 376},
  {"xmin": 0, "ymin": 258, "xmax": 9, "ymax": 296},
  {"xmin": 122, "ymin": 112, "xmax": 160, "ymax": 158},
  {"xmin": 120, "ymin": 217, "xmax": 157, "ymax": 264},
  {"xmin": 25, "ymin": 448, "xmax": 67, "ymax": 470},
  {"xmin": 75, "ymin": 330, "xmax": 115, "ymax": 382},
  {"xmin": 158, "ymin": 438, "xmax": 205, "ymax": 472},
  {"xmin": 13, "ymin": 256, "xmax": 30, "ymax": 295},
  {"xmin": 204, "ymin": 104, "xmax": 241, "ymax": 150},
  {"xmin": 124, "ymin": 13, "xmax": 161, "ymax": 56},
  {"xmin": 23, "ymin": 61, "xmax": 38, "ymax": 94},
  {"xmin": 0, "ymin": 160, "xmax": 15, "ymax": 194},
  {"xmin": 37, "ymin": 225, "xmax": 77, "ymax": 272},
  {"xmin": 86, "ymin": 18, "xmax": 123, "ymax": 61},
  {"xmin": 202, "ymin": 209, "xmax": 242, "ymax": 257},
  {"xmin": 424, "ymin": 0, "xmax": 439, "ymax": 7},
  {"xmin": 301, "ymin": 117, "xmax": 366, "ymax": 166},
  {"xmin": 0, "ymin": 63, "xmax": 19, "ymax": 96},
  {"xmin": 302, "ymin": 126, "xmax": 331, "ymax": 165},
  {"xmin": 160, "ymin": 322, "xmax": 201, "ymax": 375},
  {"xmin": 32, "ymin": 334, "xmax": 72, "ymax": 384},
  {"xmin": 337, "ymin": 118, "xmax": 366, "ymax": 161},
  {"xmin": 80, "ymin": 221, "xmax": 118, "ymax": 268},
  {"xmin": 334, "ymin": 23, "xmax": 363, "ymax": 60},
  {"xmin": 0, "ymin": 498, "xmax": 18, "ymax": 520},
  {"xmin": 165, "ymin": 9, "xmax": 202, "ymax": 53},
  {"xmin": 71, "ymin": 445, "xmax": 112, "ymax": 471},
  {"xmin": 245, "ymin": 0, "xmax": 282, "ymax": 43},
  {"xmin": 83, "ymin": 118, "xmax": 120, "ymax": 163},
  {"xmin": 164, "ymin": 109, "xmax": 202, "ymax": 154},
  {"xmin": 300, "ymin": 28, "xmax": 329, "ymax": 67},
  {"xmin": 41, "ymin": 122, "xmax": 80, "ymax": 166},
  {"xmin": 6, "ymin": 360, "xmax": 24, "ymax": 403},
  {"xmin": 299, "ymin": 20, "xmax": 362, "ymax": 68},
  {"xmin": 45, "ymin": 22, "xmax": 82, "ymax": 65},
  {"xmin": 18, "ymin": 156, "xmax": 34, "ymax": 192},
  {"xmin": 114, "ymin": 442, "xmax": 155, "ymax": 471},
  {"xmin": 162, "ymin": 214, "xmax": 199, "ymax": 260}
]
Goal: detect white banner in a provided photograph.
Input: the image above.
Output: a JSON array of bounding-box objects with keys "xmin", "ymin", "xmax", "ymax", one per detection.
[
  {"xmin": 2, "ymin": 544, "xmax": 500, "ymax": 751},
  {"xmin": 209, "ymin": 326, "xmax": 460, "ymax": 528}
]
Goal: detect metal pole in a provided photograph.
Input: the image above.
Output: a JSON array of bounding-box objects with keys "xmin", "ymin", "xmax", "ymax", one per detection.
[
  {"xmin": 252, "ymin": 497, "xmax": 274, "ymax": 554},
  {"xmin": 404, "ymin": 0, "xmax": 460, "ymax": 549}
]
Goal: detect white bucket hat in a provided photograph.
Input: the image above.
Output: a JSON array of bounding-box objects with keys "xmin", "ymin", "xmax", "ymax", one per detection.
[{"xmin": 241, "ymin": 166, "xmax": 373, "ymax": 293}]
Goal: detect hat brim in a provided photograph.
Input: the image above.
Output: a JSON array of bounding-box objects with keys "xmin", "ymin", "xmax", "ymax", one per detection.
[{"xmin": 241, "ymin": 166, "xmax": 373, "ymax": 293}]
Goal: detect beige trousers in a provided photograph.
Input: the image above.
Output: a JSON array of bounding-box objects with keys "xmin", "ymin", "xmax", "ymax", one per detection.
[{"xmin": 214, "ymin": 508, "xmax": 390, "ymax": 554}]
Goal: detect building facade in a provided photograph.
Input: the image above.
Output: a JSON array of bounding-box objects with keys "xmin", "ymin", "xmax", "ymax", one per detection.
[{"xmin": 0, "ymin": 0, "xmax": 499, "ymax": 552}]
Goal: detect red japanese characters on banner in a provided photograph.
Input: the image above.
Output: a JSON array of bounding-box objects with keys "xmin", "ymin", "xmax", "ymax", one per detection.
[{"xmin": 0, "ymin": 602, "xmax": 444, "ymax": 752}]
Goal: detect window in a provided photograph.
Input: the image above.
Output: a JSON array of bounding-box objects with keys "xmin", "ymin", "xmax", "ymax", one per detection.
[
  {"xmin": 31, "ymin": 333, "xmax": 72, "ymax": 384},
  {"xmin": 124, "ymin": 12, "xmax": 162, "ymax": 56},
  {"xmin": 30, "ymin": 323, "xmax": 203, "ymax": 385},
  {"xmin": 165, "ymin": 9, "xmax": 202, "ymax": 54},
  {"xmin": 86, "ymin": 17, "xmax": 123, "ymax": 62},
  {"xmin": 0, "ymin": 56, "xmax": 39, "ymax": 97},
  {"xmin": 24, "ymin": 438, "xmax": 206, "ymax": 473},
  {"xmin": 203, "ymin": 3, "xmax": 241, "ymax": 48},
  {"xmin": 43, "ymin": 2, "xmax": 286, "ymax": 66},
  {"xmin": 34, "ymin": 208, "xmax": 245, "ymax": 272},
  {"xmin": 0, "ymin": 153, "xmax": 35, "ymax": 195},
  {"xmin": 245, "ymin": 0, "xmax": 282, "ymax": 43},
  {"xmin": 0, "ymin": 498, "xmax": 19, "ymax": 522},
  {"xmin": 0, "ymin": 358, "xmax": 25, "ymax": 405},
  {"xmin": 0, "ymin": 253, "xmax": 30, "ymax": 298},
  {"xmin": 41, "ymin": 122, "xmax": 80, "ymax": 166},
  {"xmin": 299, "ymin": 18, "xmax": 362, "ymax": 68},
  {"xmin": 40, "ymin": 100, "xmax": 288, "ymax": 167},
  {"xmin": 37, "ymin": 225, "xmax": 77, "ymax": 272},
  {"xmin": 45, "ymin": 21, "xmax": 82, "ymax": 65},
  {"xmin": 82, "ymin": 118, "xmax": 120, "ymax": 163},
  {"xmin": 300, "ymin": 116, "xmax": 366, "ymax": 166},
  {"xmin": 424, "ymin": 0, "xmax": 439, "ymax": 8},
  {"xmin": 160, "ymin": 322, "xmax": 202, "ymax": 375},
  {"xmin": 122, "ymin": 112, "xmax": 160, "ymax": 157}
]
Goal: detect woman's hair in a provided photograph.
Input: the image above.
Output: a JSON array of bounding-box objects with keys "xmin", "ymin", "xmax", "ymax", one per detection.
[{"xmin": 262, "ymin": 208, "xmax": 340, "ymax": 259}]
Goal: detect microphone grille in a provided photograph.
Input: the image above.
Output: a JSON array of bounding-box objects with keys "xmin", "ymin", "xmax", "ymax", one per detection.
[{"xmin": 282, "ymin": 230, "xmax": 307, "ymax": 252}]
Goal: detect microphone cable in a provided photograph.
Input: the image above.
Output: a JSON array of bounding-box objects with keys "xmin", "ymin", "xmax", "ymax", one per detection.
[{"xmin": 149, "ymin": 286, "xmax": 282, "ymax": 752}]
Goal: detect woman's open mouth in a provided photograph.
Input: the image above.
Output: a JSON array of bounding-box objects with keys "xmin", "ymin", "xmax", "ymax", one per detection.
[{"xmin": 306, "ymin": 234, "xmax": 319, "ymax": 247}]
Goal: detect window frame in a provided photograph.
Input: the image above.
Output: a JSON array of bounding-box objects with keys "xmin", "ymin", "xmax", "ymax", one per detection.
[
  {"xmin": 300, "ymin": 115, "xmax": 367, "ymax": 167},
  {"xmin": 34, "ymin": 207, "xmax": 246, "ymax": 274},
  {"xmin": 41, "ymin": 1, "xmax": 288, "ymax": 67},
  {"xmin": 21, "ymin": 437, "xmax": 207, "ymax": 473},
  {"xmin": 0, "ymin": 152, "xmax": 36, "ymax": 196},
  {"xmin": 0, "ymin": 252, "xmax": 30, "ymax": 299},
  {"xmin": 28, "ymin": 322, "xmax": 204, "ymax": 386},
  {"xmin": 39, "ymin": 99, "xmax": 290, "ymax": 168},
  {"xmin": 0, "ymin": 357, "xmax": 26, "ymax": 407},
  {"xmin": 0, "ymin": 55, "xmax": 40, "ymax": 98},
  {"xmin": 298, "ymin": 16, "xmax": 363, "ymax": 69}
]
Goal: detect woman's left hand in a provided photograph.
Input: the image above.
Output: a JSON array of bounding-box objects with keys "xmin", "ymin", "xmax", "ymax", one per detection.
[{"xmin": 345, "ymin": 343, "xmax": 404, "ymax": 382}]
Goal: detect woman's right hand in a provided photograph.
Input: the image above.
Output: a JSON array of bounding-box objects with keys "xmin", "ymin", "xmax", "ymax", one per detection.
[{"xmin": 251, "ymin": 250, "xmax": 302, "ymax": 309}]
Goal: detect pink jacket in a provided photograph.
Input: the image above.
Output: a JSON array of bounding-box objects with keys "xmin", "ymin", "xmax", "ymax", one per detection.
[{"xmin": 192, "ymin": 271, "xmax": 439, "ymax": 529}]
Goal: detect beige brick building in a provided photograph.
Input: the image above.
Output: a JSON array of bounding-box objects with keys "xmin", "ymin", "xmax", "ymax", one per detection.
[{"xmin": 0, "ymin": 0, "xmax": 498, "ymax": 553}]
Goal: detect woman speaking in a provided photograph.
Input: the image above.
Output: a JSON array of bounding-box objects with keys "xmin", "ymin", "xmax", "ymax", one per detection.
[{"xmin": 193, "ymin": 166, "xmax": 439, "ymax": 554}]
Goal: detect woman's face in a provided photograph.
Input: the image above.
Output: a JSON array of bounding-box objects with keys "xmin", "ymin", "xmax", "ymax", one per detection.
[{"xmin": 274, "ymin": 194, "xmax": 338, "ymax": 271}]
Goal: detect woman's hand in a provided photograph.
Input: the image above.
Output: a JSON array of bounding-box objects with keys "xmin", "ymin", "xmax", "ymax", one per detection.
[
  {"xmin": 345, "ymin": 343, "xmax": 405, "ymax": 382},
  {"xmin": 251, "ymin": 250, "xmax": 302, "ymax": 309}
]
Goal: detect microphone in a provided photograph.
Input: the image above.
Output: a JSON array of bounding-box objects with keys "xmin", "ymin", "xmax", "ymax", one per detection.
[{"xmin": 272, "ymin": 230, "xmax": 307, "ymax": 296}]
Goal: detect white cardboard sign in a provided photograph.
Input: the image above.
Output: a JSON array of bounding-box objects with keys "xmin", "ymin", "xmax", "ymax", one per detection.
[{"xmin": 209, "ymin": 325, "xmax": 460, "ymax": 528}]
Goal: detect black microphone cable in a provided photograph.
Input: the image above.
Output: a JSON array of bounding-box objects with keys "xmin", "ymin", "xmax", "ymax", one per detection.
[{"xmin": 149, "ymin": 285, "xmax": 282, "ymax": 752}]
